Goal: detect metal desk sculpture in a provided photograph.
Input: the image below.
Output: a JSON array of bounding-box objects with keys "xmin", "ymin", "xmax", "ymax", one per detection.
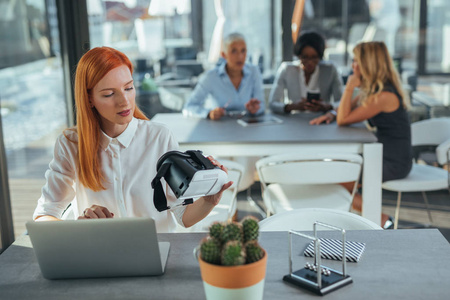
[{"xmin": 283, "ymin": 222, "xmax": 353, "ymax": 295}]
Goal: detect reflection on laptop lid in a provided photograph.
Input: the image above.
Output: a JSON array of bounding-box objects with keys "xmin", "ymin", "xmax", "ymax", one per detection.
[{"xmin": 25, "ymin": 217, "xmax": 169, "ymax": 279}]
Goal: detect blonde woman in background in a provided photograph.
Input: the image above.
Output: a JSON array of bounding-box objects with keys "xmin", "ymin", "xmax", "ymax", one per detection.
[{"xmin": 311, "ymin": 41, "xmax": 412, "ymax": 228}]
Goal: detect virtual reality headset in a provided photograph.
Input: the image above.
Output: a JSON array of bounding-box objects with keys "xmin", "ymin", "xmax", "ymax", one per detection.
[{"xmin": 151, "ymin": 150, "xmax": 228, "ymax": 212}]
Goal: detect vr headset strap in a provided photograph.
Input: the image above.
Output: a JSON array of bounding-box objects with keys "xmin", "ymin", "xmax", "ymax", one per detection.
[
  {"xmin": 151, "ymin": 163, "xmax": 171, "ymax": 212},
  {"xmin": 151, "ymin": 162, "xmax": 194, "ymax": 212},
  {"xmin": 186, "ymin": 150, "xmax": 215, "ymax": 169}
]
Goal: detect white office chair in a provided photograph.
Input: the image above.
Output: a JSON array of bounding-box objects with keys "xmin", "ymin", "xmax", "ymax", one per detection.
[
  {"xmin": 259, "ymin": 208, "xmax": 382, "ymax": 231},
  {"xmin": 436, "ymin": 137, "xmax": 450, "ymax": 187},
  {"xmin": 256, "ymin": 152, "xmax": 363, "ymax": 216},
  {"xmin": 175, "ymin": 159, "xmax": 244, "ymax": 232},
  {"xmin": 382, "ymin": 117, "xmax": 450, "ymax": 229},
  {"xmin": 216, "ymin": 156, "xmax": 268, "ymax": 218}
]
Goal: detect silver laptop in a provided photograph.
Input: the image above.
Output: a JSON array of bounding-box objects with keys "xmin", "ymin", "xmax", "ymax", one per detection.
[{"xmin": 25, "ymin": 217, "xmax": 169, "ymax": 279}]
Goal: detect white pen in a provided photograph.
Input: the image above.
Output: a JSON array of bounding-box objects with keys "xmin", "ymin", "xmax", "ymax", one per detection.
[{"xmin": 223, "ymin": 99, "xmax": 232, "ymax": 109}]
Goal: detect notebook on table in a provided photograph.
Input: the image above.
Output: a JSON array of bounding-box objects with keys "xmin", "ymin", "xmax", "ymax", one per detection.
[
  {"xmin": 237, "ymin": 114, "xmax": 283, "ymax": 127},
  {"xmin": 303, "ymin": 238, "xmax": 366, "ymax": 262},
  {"xmin": 26, "ymin": 217, "xmax": 169, "ymax": 279}
]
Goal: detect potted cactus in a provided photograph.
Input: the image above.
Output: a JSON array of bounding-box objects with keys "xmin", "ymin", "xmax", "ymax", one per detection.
[{"xmin": 196, "ymin": 216, "xmax": 267, "ymax": 300}]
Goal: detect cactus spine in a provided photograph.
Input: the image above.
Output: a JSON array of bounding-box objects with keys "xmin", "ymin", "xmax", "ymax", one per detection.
[
  {"xmin": 209, "ymin": 222, "xmax": 224, "ymax": 243},
  {"xmin": 245, "ymin": 240, "xmax": 264, "ymax": 263},
  {"xmin": 242, "ymin": 216, "xmax": 259, "ymax": 243},
  {"xmin": 221, "ymin": 222, "xmax": 243, "ymax": 243},
  {"xmin": 200, "ymin": 237, "xmax": 221, "ymax": 265},
  {"xmin": 221, "ymin": 241, "xmax": 246, "ymax": 266}
]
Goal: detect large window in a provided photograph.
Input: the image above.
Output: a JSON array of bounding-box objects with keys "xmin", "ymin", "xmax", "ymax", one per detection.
[
  {"xmin": 0, "ymin": 0, "xmax": 58, "ymax": 68},
  {"xmin": 87, "ymin": 0, "xmax": 198, "ymax": 117},
  {"xmin": 0, "ymin": 0, "xmax": 67, "ymax": 238},
  {"xmin": 300, "ymin": 0, "xmax": 419, "ymax": 76},
  {"xmin": 426, "ymin": 0, "xmax": 450, "ymax": 73},
  {"xmin": 202, "ymin": 0, "xmax": 276, "ymax": 76}
]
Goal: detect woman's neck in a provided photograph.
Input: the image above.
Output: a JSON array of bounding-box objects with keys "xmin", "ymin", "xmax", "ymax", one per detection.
[
  {"xmin": 226, "ymin": 64, "xmax": 243, "ymax": 90},
  {"xmin": 226, "ymin": 64, "xmax": 243, "ymax": 78},
  {"xmin": 101, "ymin": 121, "xmax": 129, "ymax": 139},
  {"xmin": 303, "ymin": 67, "xmax": 316, "ymax": 85},
  {"xmin": 304, "ymin": 73, "xmax": 311, "ymax": 85}
]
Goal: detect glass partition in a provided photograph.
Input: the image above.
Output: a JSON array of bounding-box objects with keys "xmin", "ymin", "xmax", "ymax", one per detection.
[
  {"xmin": 426, "ymin": 0, "xmax": 450, "ymax": 73},
  {"xmin": 87, "ymin": 0, "xmax": 196, "ymax": 118},
  {"xmin": 87, "ymin": 0, "xmax": 278, "ymax": 117}
]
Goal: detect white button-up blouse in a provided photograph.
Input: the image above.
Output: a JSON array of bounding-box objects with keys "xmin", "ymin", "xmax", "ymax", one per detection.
[{"xmin": 33, "ymin": 117, "xmax": 186, "ymax": 232}]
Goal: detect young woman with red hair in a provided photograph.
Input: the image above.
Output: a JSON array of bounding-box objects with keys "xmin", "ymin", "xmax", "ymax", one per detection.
[{"xmin": 33, "ymin": 47, "xmax": 231, "ymax": 232}]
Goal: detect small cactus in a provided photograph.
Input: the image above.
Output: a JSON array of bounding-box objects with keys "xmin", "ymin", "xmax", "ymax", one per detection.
[
  {"xmin": 221, "ymin": 222, "xmax": 243, "ymax": 243},
  {"xmin": 200, "ymin": 237, "xmax": 221, "ymax": 265},
  {"xmin": 221, "ymin": 241, "xmax": 246, "ymax": 266},
  {"xmin": 245, "ymin": 240, "xmax": 264, "ymax": 264},
  {"xmin": 209, "ymin": 222, "xmax": 224, "ymax": 243},
  {"xmin": 241, "ymin": 216, "xmax": 259, "ymax": 243},
  {"xmin": 199, "ymin": 219, "xmax": 265, "ymax": 266}
]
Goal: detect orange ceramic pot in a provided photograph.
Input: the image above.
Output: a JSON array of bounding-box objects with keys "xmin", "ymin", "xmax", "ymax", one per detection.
[{"xmin": 198, "ymin": 250, "xmax": 267, "ymax": 300}]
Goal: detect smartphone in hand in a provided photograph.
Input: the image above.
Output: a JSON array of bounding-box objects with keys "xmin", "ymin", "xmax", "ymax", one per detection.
[{"xmin": 307, "ymin": 92, "xmax": 320, "ymax": 102}]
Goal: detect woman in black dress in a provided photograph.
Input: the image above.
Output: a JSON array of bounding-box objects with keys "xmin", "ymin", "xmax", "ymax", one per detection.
[{"xmin": 311, "ymin": 41, "xmax": 412, "ymax": 227}]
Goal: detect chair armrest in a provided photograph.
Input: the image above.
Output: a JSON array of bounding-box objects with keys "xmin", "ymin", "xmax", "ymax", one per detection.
[{"xmin": 436, "ymin": 138, "xmax": 450, "ymax": 166}]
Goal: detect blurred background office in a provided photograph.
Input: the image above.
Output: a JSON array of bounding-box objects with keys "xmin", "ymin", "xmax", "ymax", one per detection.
[{"xmin": 1, "ymin": 0, "xmax": 450, "ymax": 251}]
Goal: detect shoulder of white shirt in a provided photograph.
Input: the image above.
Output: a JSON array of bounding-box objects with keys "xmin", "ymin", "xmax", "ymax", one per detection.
[{"xmin": 141, "ymin": 118, "xmax": 172, "ymax": 135}]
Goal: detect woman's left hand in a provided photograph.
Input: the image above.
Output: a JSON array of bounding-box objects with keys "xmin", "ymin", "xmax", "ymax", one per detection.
[
  {"xmin": 245, "ymin": 98, "xmax": 261, "ymax": 114},
  {"xmin": 309, "ymin": 111, "xmax": 336, "ymax": 125},
  {"xmin": 203, "ymin": 156, "xmax": 233, "ymax": 206}
]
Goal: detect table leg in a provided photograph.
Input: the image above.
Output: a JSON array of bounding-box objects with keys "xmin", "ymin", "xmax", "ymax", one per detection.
[{"xmin": 362, "ymin": 143, "xmax": 383, "ymax": 226}]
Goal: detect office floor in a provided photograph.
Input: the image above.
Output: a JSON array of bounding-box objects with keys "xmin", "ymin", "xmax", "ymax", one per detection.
[{"xmin": 235, "ymin": 182, "xmax": 450, "ymax": 243}]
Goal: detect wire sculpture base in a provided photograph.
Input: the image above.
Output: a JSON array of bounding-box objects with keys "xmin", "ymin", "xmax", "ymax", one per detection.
[
  {"xmin": 283, "ymin": 267, "xmax": 352, "ymax": 295},
  {"xmin": 283, "ymin": 222, "xmax": 353, "ymax": 295}
]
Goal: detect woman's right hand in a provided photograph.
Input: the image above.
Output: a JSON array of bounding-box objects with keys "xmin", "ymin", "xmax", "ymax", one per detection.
[
  {"xmin": 202, "ymin": 156, "xmax": 233, "ymax": 206},
  {"xmin": 285, "ymin": 99, "xmax": 308, "ymax": 113},
  {"xmin": 208, "ymin": 107, "xmax": 226, "ymax": 120},
  {"xmin": 245, "ymin": 98, "xmax": 261, "ymax": 114},
  {"xmin": 78, "ymin": 205, "xmax": 114, "ymax": 219}
]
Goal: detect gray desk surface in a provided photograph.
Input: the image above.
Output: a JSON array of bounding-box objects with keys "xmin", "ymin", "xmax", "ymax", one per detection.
[
  {"xmin": 151, "ymin": 113, "xmax": 377, "ymax": 144},
  {"xmin": 1, "ymin": 229, "xmax": 449, "ymax": 299}
]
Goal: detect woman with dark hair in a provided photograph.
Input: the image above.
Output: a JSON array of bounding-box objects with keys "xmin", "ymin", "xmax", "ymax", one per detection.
[
  {"xmin": 269, "ymin": 31, "xmax": 342, "ymax": 115},
  {"xmin": 32, "ymin": 47, "xmax": 232, "ymax": 232}
]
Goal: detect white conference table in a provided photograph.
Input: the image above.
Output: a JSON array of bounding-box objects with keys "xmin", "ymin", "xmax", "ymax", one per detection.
[
  {"xmin": 1, "ymin": 229, "xmax": 449, "ymax": 299},
  {"xmin": 151, "ymin": 113, "xmax": 382, "ymax": 225}
]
